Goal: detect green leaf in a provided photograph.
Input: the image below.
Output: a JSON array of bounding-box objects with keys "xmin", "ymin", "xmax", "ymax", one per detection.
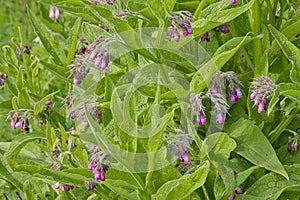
[
  {"xmin": 190, "ymin": 35, "xmax": 251, "ymax": 93},
  {"xmin": 33, "ymin": 90, "xmax": 60, "ymax": 115},
  {"xmin": 0, "ymin": 156, "xmax": 23, "ymax": 190},
  {"xmin": 201, "ymin": 132, "xmax": 237, "ymax": 198},
  {"xmin": 153, "ymin": 160, "xmax": 210, "ymax": 200},
  {"xmin": 192, "ymin": 0, "xmax": 254, "ymax": 36},
  {"xmin": 245, "ymin": 165, "xmax": 300, "ymax": 200},
  {"xmin": 268, "ymin": 83, "xmax": 300, "ymax": 115},
  {"xmin": 67, "ymin": 17, "xmax": 83, "ymax": 65},
  {"xmin": 5, "ymin": 133, "xmax": 46, "ymax": 157},
  {"xmin": 269, "ymin": 25, "xmax": 300, "ymax": 83},
  {"xmin": 28, "ymin": 7, "xmax": 66, "ymax": 66},
  {"xmin": 40, "ymin": 60, "xmax": 69, "ymax": 81},
  {"xmin": 227, "ymin": 119, "xmax": 289, "ymax": 180}
]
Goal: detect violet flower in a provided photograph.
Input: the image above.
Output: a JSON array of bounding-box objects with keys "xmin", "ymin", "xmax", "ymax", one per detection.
[
  {"xmin": 84, "ymin": 181, "xmax": 98, "ymax": 191},
  {"xmin": 250, "ymin": 76, "xmax": 276, "ymax": 114},
  {"xmin": 221, "ymin": 24, "xmax": 230, "ymax": 34},
  {"xmin": 88, "ymin": 145, "xmax": 109, "ymax": 181},
  {"xmin": 231, "ymin": 0, "xmax": 236, "ymax": 5},
  {"xmin": 201, "ymin": 32, "xmax": 210, "ymax": 42},
  {"xmin": 168, "ymin": 11, "xmax": 193, "ymax": 42}
]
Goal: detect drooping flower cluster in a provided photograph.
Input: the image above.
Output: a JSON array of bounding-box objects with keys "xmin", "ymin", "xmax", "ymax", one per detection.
[
  {"xmin": 49, "ymin": 5, "xmax": 62, "ymax": 20},
  {"xmin": 0, "ymin": 74, "xmax": 8, "ymax": 86},
  {"xmin": 84, "ymin": 181, "xmax": 98, "ymax": 191},
  {"xmin": 9, "ymin": 112, "xmax": 30, "ymax": 133},
  {"xmin": 250, "ymin": 76, "xmax": 276, "ymax": 113},
  {"xmin": 190, "ymin": 71, "xmax": 242, "ymax": 124},
  {"xmin": 70, "ymin": 35, "xmax": 111, "ymax": 85},
  {"xmin": 168, "ymin": 132, "xmax": 192, "ymax": 163},
  {"xmin": 88, "ymin": 145, "xmax": 109, "ymax": 181},
  {"xmin": 168, "ymin": 11, "xmax": 193, "ymax": 42},
  {"xmin": 190, "ymin": 93, "xmax": 207, "ymax": 125},
  {"xmin": 87, "ymin": 37, "xmax": 111, "ymax": 70}
]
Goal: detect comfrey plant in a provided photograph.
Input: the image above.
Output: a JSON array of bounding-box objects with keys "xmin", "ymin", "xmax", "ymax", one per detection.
[
  {"xmin": 250, "ymin": 76, "xmax": 276, "ymax": 113},
  {"xmin": 168, "ymin": 11, "xmax": 193, "ymax": 42},
  {"xmin": 88, "ymin": 145, "xmax": 109, "ymax": 181},
  {"xmin": 190, "ymin": 71, "xmax": 242, "ymax": 124}
]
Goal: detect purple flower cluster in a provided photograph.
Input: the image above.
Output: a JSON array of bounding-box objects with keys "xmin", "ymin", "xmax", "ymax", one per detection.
[
  {"xmin": 190, "ymin": 93, "xmax": 207, "ymax": 125},
  {"xmin": 49, "ymin": 5, "xmax": 62, "ymax": 20},
  {"xmin": 84, "ymin": 181, "xmax": 98, "ymax": 191},
  {"xmin": 88, "ymin": 145, "xmax": 109, "ymax": 181},
  {"xmin": 9, "ymin": 112, "xmax": 30, "ymax": 133},
  {"xmin": 168, "ymin": 133, "xmax": 191, "ymax": 163},
  {"xmin": 54, "ymin": 183, "xmax": 74, "ymax": 192},
  {"xmin": 250, "ymin": 76, "xmax": 276, "ymax": 113},
  {"xmin": 70, "ymin": 63, "xmax": 90, "ymax": 85},
  {"xmin": 191, "ymin": 71, "xmax": 242, "ymax": 124},
  {"xmin": 70, "ymin": 36, "xmax": 111, "ymax": 85},
  {"xmin": 0, "ymin": 74, "xmax": 8, "ymax": 86},
  {"xmin": 221, "ymin": 24, "xmax": 230, "ymax": 34},
  {"xmin": 168, "ymin": 11, "xmax": 193, "ymax": 42},
  {"xmin": 87, "ymin": 37, "xmax": 111, "ymax": 70}
]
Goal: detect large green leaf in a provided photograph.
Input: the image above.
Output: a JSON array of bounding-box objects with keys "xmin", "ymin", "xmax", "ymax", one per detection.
[
  {"xmin": 227, "ymin": 119, "xmax": 289, "ymax": 179},
  {"xmin": 0, "ymin": 156, "xmax": 23, "ymax": 190},
  {"xmin": 245, "ymin": 165, "xmax": 300, "ymax": 200},
  {"xmin": 5, "ymin": 133, "xmax": 46, "ymax": 157},
  {"xmin": 269, "ymin": 25, "xmax": 300, "ymax": 83},
  {"xmin": 153, "ymin": 160, "xmax": 210, "ymax": 200},
  {"xmin": 192, "ymin": 0, "xmax": 254, "ymax": 36}
]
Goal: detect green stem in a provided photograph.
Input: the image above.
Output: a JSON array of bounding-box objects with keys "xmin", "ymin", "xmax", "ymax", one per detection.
[
  {"xmin": 252, "ymin": 0, "xmax": 264, "ymax": 77},
  {"xmin": 268, "ymin": 107, "xmax": 300, "ymax": 144},
  {"xmin": 194, "ymin": 0, "xmax": 207, "ymax": 19}
]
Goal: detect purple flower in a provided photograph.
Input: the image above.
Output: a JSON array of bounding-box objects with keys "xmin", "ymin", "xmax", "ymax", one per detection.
[
  {"xmin": 54, "ymin": 8, "xmax": 62, "ymax": 19},
  {"xmin": 287, "ymin": 142, "xmax": 292, "ymax": 152},
  {"xmin": 85, "ymin": 181, "xmax": 98, "ymax": 191},
  {"xmin": 49, "ymin": 6, "xmax": 55, "ymax": 19},
  {"xmin": 70, "ymin": 111, "xmax": 76, "ymax": 120},
  {"xmin": 201, "ymin": 32, "xmax": 210, "ymax": 42},
  {"xmin": 88, "ymin": 145, "xmax": 109, "ymax": 181},
  {"xmin": 39, "ymin": 119, "xmax": 44, "ymax": 125},
  {"xmin": 235, "ymin": 187, "xmax": 243, "ymax": 194},
  {"xmin": 167, "ymin": 11, "xmax": 194, "ymax": 42},
  {"xmin": 190, "ymin": 93, "xmax": 207, "ymax": 125},
  {"xmin": 227, "ymin": 194, "xmax": 235, "ymax": 200},
  {"xmin": 231, "ymin": 0, "xmax": 236, "ymax": 4},
  {"xmin": 236, "ymin": 87, "xmax": 242, "ymax": 98},
  {"xmin": 250, "ymin": 76, "xmax": 276, "ymax": 113},
  {"xmin": 46, "ymin": 100, "xmax": 53, "ymax": 107},
  {"xmin": 221, "ymin": 24, "xmax": 230, "ymax": 34},
  {"xmin": 54, "ymin": 182, "xmax": 60, "ymax": 189}
]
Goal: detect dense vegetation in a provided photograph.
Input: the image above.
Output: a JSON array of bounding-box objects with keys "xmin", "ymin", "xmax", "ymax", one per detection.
[{"xmin": 0, "ymin": 0, "xmax": 300, "ymax": 199}]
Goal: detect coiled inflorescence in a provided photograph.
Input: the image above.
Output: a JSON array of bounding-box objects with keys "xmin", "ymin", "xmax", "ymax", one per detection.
[
  {"xmin": 190, "ymin": 71, "xmax": 242, "ymax": 124},
  {"xmin": 250, "ymin": 76, "xmax": 276, "ymax": 113},
  {"xmin": 88, "ymin": 145, "xmax": 109, "ymax": 181},
  {"xmin": 168, "ymin": 11, "xmax": 193, "ymax": 42},
  {"xmin": 168, "ymin": 133, "xmax": 192, "ymax": 163}
]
